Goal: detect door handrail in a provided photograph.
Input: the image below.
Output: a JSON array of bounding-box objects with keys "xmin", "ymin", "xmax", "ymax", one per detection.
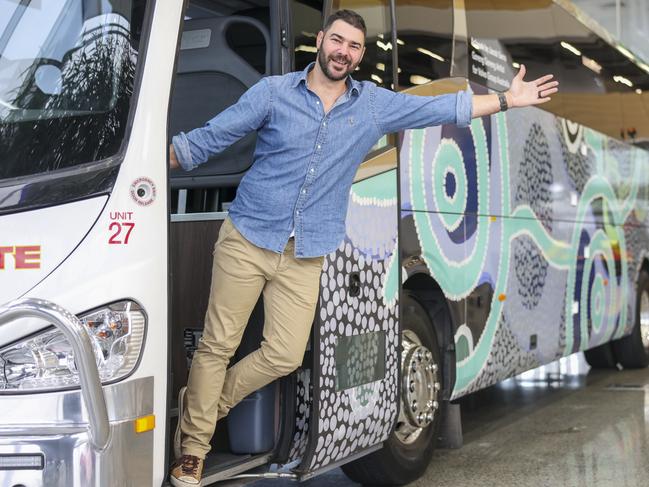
[{"xmin": 0, "ymin": 298, "xmax": 111, "ymax": 451}]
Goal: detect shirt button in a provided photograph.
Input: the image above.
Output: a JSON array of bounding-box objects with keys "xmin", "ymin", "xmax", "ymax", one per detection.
[
  {"xmin": 296, "ymin": 210, "xmax": 301, "ymax": 214},
  {"xmin": 316, "ymin": 100, "xmax": 320, "ymax": 105},
  {"xmin": 310, "ymin": 168, "xmax": 314, "ymax": 173},
  {"xmin": 317, "ymin": 145, "xmax": 321, "ymax": 150},
  {"xmin": 302, "ymin": 189, "xmax": 306, "ymax": 194},
  {"xmin": 323, "ymin": 121, "xmax": 327, "ymax": 126}
]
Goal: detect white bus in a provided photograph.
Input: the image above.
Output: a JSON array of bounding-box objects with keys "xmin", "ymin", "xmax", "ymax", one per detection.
[{"xmin": 1, "ymin": 0, "xmax": 648, "ymax": 486}]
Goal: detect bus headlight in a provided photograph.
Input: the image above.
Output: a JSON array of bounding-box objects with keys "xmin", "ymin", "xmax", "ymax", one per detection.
[{"xmin": 0, "ymin": 301, "xmax": 145, "ymax": 391}]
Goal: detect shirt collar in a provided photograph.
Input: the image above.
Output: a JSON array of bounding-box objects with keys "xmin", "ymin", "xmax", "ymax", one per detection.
[{"xmin": 293, "ymin": 62, "xmax": 360, "ymax": 96}]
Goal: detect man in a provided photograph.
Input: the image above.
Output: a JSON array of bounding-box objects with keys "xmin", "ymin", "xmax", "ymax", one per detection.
[{"xmin": 170, "ymin": 9, "xmax": 558, "ymax": 486}]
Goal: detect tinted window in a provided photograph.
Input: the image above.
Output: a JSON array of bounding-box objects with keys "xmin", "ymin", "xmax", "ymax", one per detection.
[
  {"xmin": 332, "ymin": 0, "xmax": 394, "ymax": 90},
  {"xmin": 465, "ymin": 0, "xmax": 562, "ymax": 116},
  {"xmin": 0, "ymin": 0, "xmax": 147, "ymax": 181},
  {"xmin": 395, "ymin": 0, "xmax": 453, "ymax": 88},
  {"xmin": 465, "ymin": 1, "xmax": 649, "ymax": 144},
  {"xmin": 551, "ymin": 6, "xmax": 649, "ymax": 143},
  {"xmin": 292, "ymin": 0, "xmax": 323, "ymax": 72},
  {"xmin": 170, "ymin": 1, "xmax": 273, "ymax": 213}
]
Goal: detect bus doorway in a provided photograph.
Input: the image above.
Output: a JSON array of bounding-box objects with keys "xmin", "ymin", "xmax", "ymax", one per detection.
[{"xmin": 167, "ymin": 1, "xmax": 292, "ymax": 482}]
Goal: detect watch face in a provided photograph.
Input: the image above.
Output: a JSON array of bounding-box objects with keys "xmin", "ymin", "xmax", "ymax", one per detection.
[{"xmin": 499, "ymin": 93, "xmax": 508, "ymax": 111}]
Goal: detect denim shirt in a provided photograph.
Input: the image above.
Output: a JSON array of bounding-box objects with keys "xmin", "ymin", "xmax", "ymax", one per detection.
[{"xmin": 173, "ymin": 63, "xmax": 473, "ymax": 258}]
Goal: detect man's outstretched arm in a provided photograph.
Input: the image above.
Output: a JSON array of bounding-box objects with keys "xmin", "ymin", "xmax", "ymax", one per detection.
[
  {"xmin": 374, "ymin": 64, "xmax": 559, "ymax": 134},
  {"xmin": 169, "ymin": 78, "xmax": 272, "ymax": 171},
  {"xmin": 472, "ymin": 64, "xmax": 559, "ymax": 118}
]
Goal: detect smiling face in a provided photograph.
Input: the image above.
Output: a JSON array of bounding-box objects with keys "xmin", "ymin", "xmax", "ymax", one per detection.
[{"xmin": 316, "ymin": 19, "xmax": 366, "ymax": 82}]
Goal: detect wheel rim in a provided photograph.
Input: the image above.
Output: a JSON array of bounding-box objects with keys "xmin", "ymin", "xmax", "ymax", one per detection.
[
  {"xmin": 640, "ymin": 291, "xmax": 649, "ymax": 351},
  {"xmin": 394, "ymin": 329, "xmax": 440, "ymax": 445}
]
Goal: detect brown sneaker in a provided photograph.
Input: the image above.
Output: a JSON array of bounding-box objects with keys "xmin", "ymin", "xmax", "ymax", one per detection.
[{"xmin": 170, "ymin": 455, "xmax": 203, "ymax": 487}]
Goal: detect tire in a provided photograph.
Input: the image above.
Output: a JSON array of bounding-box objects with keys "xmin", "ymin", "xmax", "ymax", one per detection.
[
  {"xmin": 612, "ymin": 270, "xmax": 649, "ymax": 368},
  {"xmin": 583, "ymin": 343, "xmax": 617, "ymax": 369},
  {"xmin": 341, "ymin": 291, "xmax": 445, "ymax": 486}
]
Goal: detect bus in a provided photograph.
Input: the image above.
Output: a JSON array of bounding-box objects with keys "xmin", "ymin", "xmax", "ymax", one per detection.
[{"xmin": 1, "ymin": 0, "xmax": 648, "ymax": 486}]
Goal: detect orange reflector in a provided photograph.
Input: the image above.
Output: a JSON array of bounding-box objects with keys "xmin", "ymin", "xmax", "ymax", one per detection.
[
  {"xmin": 498, "ymin": 294, "xmax": 506, "ymax": 302},
  {"xmin": 490, "ymin": 216, "xmax": 497, "ymax": 222},
  {"xmin": 135, "ymin": 415, "xmax": 155, "ymax": 433},
  {"xmin": 603, "ymin": 279, "xmax": 609, "ymax": 286}
]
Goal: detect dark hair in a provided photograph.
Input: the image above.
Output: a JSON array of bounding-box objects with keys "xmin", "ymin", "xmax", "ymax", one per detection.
[{"xmin": 322, "ymin": 9, "xmax": 366, "ymax": 38}]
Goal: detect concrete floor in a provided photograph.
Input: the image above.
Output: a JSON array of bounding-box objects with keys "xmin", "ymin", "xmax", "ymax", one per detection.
[{"xmin": 239, "ymin": 353, "xmax": 649, "ymax": 487}]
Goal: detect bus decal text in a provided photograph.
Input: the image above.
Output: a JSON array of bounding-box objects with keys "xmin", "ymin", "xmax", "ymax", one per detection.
[
  {"xmin": 0, "ymin": 246, "xmax": 41, "ymax": 270},
  {"xmin": 108, "ymin": 212, "xmax": 135, "ymax": 245}
]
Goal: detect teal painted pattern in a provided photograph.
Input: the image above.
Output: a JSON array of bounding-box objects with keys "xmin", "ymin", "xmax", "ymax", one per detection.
[{"xmin": 401, "ymin": 104, "xmax": 649, "ymax": 398}]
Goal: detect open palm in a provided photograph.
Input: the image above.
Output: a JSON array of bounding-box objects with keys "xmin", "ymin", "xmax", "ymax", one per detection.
[{"xmin": 509, "ymin": 64, "xmax": 559, "ymax": 108}]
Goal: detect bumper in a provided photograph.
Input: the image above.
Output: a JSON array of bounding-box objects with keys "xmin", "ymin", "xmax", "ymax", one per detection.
[{"xmin": 0, "ymin": 377, "xmax": 154, "ymax": 487}]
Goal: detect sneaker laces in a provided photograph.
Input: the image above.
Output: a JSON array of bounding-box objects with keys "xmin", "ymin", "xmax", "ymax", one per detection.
[{"xmin": 180, "ymin": 455, "xmax": 200, "ymax": 476}]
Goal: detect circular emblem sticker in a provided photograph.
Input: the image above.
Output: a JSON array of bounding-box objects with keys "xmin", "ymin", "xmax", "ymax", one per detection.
[{"xmin": 130, "ymin": 177, "xmax": 157, "ymax": 206}]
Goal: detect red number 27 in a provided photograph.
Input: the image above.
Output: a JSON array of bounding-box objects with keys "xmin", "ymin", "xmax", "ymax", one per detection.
[{"xmin": 109, "ymin": 222, "xmax": 135, "ymax": 245}]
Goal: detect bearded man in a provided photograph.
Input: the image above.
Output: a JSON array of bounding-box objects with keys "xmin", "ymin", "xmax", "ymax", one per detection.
[{"xmin": 169, "ymin": 9, "xmax": 558, "ymax": 487}]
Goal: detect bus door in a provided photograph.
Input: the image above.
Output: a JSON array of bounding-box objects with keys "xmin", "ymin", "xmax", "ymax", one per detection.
[
  {"xmin": 167, "ymin": 0, "xmax": 294, "ymax": 483},
  {"xmin": 292, "ymin": 0, "xmax": 402, "ymax": 477},
  {"xmin": 0, "ymin": 1, "xmax": 178, "ymax": 486}
]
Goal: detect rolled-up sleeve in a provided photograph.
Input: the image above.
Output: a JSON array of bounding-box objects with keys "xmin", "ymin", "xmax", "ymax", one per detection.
[
  {"xmin": 373, "ymin": 86, "xmax": 473, "ymax": 134},
  {"xmin": 172, "ymin": 132, "xmax": 195, "ymax": 171},
  {"xmin": 171, "ymin": 77, "xmax": 272, "ymax": 171},
  {"xmin": 455, "ymin": 89, "xmax": 473, "ymax": 127}
]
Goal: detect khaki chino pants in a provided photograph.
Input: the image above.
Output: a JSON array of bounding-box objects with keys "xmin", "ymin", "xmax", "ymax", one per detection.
[{"xmin": 181, "ymin": 217, "xmax": 324, "ymax": 458}]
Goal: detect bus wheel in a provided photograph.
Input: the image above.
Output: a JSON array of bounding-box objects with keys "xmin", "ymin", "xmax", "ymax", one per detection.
[
  {"xmin": 583, "ymin": 343, "xmax": 617, "ymax": 368},
  {"xmin": 341, "ymin": 292, "xmax": 443, "ymax": 485},
  {"xmin": 612, "ymin": 270, "xmax": 649, "ymax": 369}
]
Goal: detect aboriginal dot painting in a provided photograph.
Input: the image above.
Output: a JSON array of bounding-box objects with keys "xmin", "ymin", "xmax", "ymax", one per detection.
[
  {"xmin": 286, "ymin": 87, "xmax": 649, "ymax": 473},
  {"xmin": 292, "ymin": 167, "xmax": 400, "ymax": 472},
  {"xmin": 400, "ymin": 91, "xmax": 649, "ymax": 399}
]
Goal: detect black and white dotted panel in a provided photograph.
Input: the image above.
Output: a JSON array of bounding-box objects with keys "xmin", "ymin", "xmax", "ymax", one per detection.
[
  {"xmin": 305, "ymin": 238, "xmax": 399, "ymax": 471},
  {"xmin": 286, "ymin": 368, "xmax": 311, "ymax": 464}
]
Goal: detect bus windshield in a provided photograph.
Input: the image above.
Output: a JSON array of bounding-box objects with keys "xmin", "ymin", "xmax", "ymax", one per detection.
[{"xmin": 0, "ymin": 0, "xmax": 147, "ymax": 181}]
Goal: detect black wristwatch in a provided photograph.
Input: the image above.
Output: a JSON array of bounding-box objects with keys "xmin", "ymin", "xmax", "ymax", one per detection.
[{"xmin": 498, "ymin": 92, "xmax": 509, "ymax": 112}]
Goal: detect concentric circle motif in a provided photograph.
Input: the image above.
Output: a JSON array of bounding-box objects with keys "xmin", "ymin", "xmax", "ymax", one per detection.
[
  {"xmin": 432, "ymin": 139, "xmax": 468, "ymax": 233},
  {"xmin": 571, "ymin": 228, "xmax": 619, "ymax": 352},
  {"xmin": 409, "ymin": 117, "xmax": 490, "ymax": 301},
  {"xmin": 588, "ymin": 264, "xmax": 608, "ymax": 335}
]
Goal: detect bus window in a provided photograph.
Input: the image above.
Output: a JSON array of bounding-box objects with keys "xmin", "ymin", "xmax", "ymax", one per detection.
[
  {"xmin": 169, "ymin": 1, "xmax": 273, "ymax": 214},
  {"xmin": 464, "ymin": 0, "xmax": 563, "ymax": 114},
  {"xmin": 551, "ymin": 6, "xmax": 649, "ymax": 144},
  {"xmin": 0, "ymin": 0, "xmax": 147, "ymax": 189},
  {"xmin": 395, "ymin": 0, "xmax": 453, "ymax": 89},
  {"xmin": 330, "ymin": 0, "xmax": 393, "ymax": 153},
  {"xmin": 292, "ymin": 0, "xmax": 324, "ymax": 72},
  {"xmin": 331, "ymin": 0, "xmax": 393, "ymax": 90}
]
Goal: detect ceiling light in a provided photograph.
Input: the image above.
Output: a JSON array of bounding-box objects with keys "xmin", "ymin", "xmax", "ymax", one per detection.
[
  {"xmin": 295, "ymin": 45, "xmax": 317, "ymax": 53},
  {"xmin": 613, "ymin": 75, "xmax": 633, "ymax": 87},
  {"xmin": 417, "ymin": 47, "xmax": 444, "ymax": 62},
  {"xmin": 410, "ymin": 75, "xmax": 431, "ymax": 85},
  {"xmin": 582, "ymin": 55, "xmax": 602, "ymax": 74},
  {"xmin": 561, "ymin": 41, "xmax": 581, "ymax": 56}
]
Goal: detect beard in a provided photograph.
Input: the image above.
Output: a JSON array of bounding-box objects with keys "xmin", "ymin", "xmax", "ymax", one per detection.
[{"xmin": 317, "ymin": 48, "xmax": 357, "ymax": 81}]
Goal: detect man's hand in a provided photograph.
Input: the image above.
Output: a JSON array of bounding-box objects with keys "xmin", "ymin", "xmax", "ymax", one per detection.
[
  {"xmin": 472, "ymin": 65, "xmax": 559, "ymax": 119},
  {"xmin": 506, "ymin": 64, "xmax": 559, "ymax": 108},
  {"xmin": 169, "ymin": 143, "xmax": 180, "ymax": 170}
]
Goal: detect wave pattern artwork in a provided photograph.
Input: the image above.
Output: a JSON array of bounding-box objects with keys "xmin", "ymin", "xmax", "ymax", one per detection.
[{"xmin": 400, "ymin": 89, "xmax": 649, "ymax": 398}]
